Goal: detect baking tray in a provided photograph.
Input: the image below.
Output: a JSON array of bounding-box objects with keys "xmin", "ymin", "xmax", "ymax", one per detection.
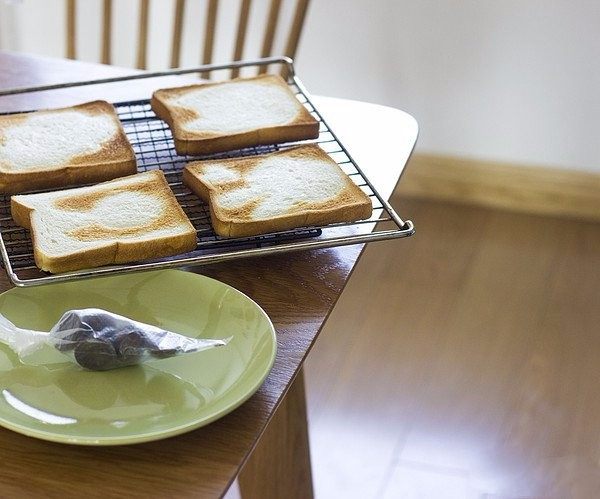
[{"xmin": 0, "ymin": 57, "xmax": 414, "ymax": 287}]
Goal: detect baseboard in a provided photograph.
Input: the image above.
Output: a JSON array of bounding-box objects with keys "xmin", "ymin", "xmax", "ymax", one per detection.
[{"xmin": 397, "ymin": 153, "xmax": 600, "ymax": 221}]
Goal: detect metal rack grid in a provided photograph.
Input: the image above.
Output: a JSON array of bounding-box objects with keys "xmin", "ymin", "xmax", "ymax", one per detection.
[{"xmin": 0, "ymin": 57, "xmax": 414, "ymax": 287}]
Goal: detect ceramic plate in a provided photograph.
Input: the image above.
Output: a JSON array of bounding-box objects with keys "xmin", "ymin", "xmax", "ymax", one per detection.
[{"xmin": 0, "ymin": 270, "xmax": 276, "ymax": 445}]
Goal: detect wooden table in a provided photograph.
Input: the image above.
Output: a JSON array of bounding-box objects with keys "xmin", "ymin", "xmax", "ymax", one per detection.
[{"xmin": 0, "ymin": 52, "xmax": 418, "ymax": 498}]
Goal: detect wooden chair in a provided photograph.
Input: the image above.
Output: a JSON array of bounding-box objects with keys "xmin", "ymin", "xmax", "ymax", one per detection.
[{"xmin": 65, "ymin": 0, "xmax": 310, "ymax": 78}]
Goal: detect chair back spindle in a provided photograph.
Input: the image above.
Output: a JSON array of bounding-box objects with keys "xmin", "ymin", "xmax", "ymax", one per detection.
[
  {"xmin": 201, "ymin": 0, "xmax": 219, "ymax": 78},
  {"xmin": 102, "ymin": 0, "xmax": 112, "ymax": 64},
  {"xmin": 170, "ymin": 0, "xmax": 186, "ymax": 68},
  {"xmin": 282, "ymin": 0, "xmax": 310, "ymax": 78},
  {"xmin": 137, "ymin": 0, "xmax": 150, "ymax": 70},
  {"xmin": 258, "ymin": 0, "xmax": 282, "ymax": 74},
  {"xmin": 64, "ymin": 0, "xmax": 311, "ymax": 76},
  {"xmin": 66, "ymin": 0, "xmax": 76, "ymax": 59},
  {"xmin": 230, "ymin": 0, "xmax": 252, "ymax": 78}
]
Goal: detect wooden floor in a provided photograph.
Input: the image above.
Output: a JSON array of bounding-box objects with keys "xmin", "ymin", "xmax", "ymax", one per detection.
[{"xmin": 304, "ymin": 194, "xmax": 600, "ymax": 498}]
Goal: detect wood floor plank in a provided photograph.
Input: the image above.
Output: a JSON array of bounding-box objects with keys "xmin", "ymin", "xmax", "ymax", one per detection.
[
  {"xmin": 306, "ymin": 197, "xmax": 600, "ymax": 498},
  {"xmin": 306, "ymin": 198, "xmax": 491, "ymax": 498},
  {"xmin": 387, "ymin": 205, "xmax": 573, "ymax": 497}
]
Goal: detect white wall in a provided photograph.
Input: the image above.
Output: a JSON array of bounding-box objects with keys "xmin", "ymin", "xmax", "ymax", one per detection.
[
  {"xmin": 299, "ymin": 0, "xmax": 600, "ymax": 171},
  {"xmin": 1, "ymin": 0, "xmax": 599, "ymax": 171}
]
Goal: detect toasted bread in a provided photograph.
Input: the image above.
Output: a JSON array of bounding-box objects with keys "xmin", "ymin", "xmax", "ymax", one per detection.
[
  {"xmin": 183, "ymin": 145, "xmax": 372, "ymax": 237},
  {"xmin": 11, "ymin": 170, "xmax": 197, "ymax": 273},
  {"xmin": 151, "ymin": 75, "xmax": 320, "ymax": 155},
  {"xmin": 0, "ymin": 100, "xmax": 136, "ymax": 194}
]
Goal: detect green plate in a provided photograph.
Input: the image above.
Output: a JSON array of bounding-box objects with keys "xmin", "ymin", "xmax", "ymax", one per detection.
[{"xmin": 0, "ymin": 270, "xmax": 276, "ymax": 445}]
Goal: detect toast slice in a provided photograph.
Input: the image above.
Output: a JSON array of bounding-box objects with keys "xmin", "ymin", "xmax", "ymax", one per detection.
[
  {"xmin": 151, "ymin": 74, "xmax": 320, "ymax": 155},
  {"xmin": 0, "ymin": 100, "xmax": 136, "ymax": 194},
  {"xmin": 183, "ymin": 145, "xmax": 373, "ymax": 237},
  {"xmin": 11, "ymin": 170, "xmax": 197, "ymax": 273}
]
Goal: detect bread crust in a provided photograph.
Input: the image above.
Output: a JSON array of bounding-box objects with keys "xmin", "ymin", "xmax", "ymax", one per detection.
[
  {"xmin": 183, "ymin": 145, "xmax": 373, "ymax": 238},
  {"xmin": 31, "ymin": 231, "xmax": 197, "ymax": 274},
  {"xmin": 11, "ymin": 170, "xmax": 197, "ymax": 274},
  {"xmin": 151, "ymin": 75, "xmax": 320, "ymax": 156},
  {"xmin": 0, "ymin": 100, "xmax": 136, "ymax": 194}
]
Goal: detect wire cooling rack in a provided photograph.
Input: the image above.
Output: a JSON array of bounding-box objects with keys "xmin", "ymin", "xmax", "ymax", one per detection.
[{"xmin": 0, "ymin": 57, "xmax": 414, "ymax": 287}]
